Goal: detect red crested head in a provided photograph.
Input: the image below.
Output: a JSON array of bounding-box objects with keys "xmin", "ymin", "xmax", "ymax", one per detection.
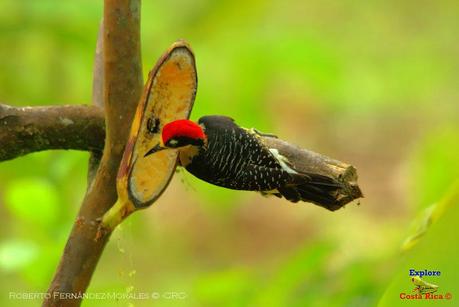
[{"xmin": 162, "ymin": 119, "xmax": 206, "ymax": 147}]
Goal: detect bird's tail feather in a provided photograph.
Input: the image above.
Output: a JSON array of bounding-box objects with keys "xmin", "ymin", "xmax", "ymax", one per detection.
[{"xmin": 279, "ymin": 173, "xmax": 346, "ymax": 211}]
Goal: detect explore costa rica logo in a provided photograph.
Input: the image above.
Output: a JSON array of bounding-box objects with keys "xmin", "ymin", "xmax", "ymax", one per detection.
[
  {"xmin": 399, "ymin": 269, "xmax": 452, "ymax": 300},
  {"xmin": 411, "ymin": 276, "xmax": 438, "ymax": 295}
]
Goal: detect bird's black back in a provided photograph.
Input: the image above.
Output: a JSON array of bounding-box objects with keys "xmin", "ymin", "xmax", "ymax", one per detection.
[{"xmin": 185, "ymin": 115, "xmax": 288, "ymax": 191}]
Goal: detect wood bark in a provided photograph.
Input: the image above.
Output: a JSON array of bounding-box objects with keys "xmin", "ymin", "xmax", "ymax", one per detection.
[
  {"xmin": 0, "ymin": 104, "xmax": 105, "ymax": 162},
  {"xmin": 43, "ymin": 1, "xmax": 143, "ymax": 306}
]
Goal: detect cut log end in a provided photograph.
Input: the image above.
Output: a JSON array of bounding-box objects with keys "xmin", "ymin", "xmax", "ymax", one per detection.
[{"xmin": 260, "ymin": 136, "xmax": 363, "ymax": 211}]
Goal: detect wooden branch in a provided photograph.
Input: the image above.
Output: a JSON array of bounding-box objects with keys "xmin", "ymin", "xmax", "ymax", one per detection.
[
  {"xmin": 260, "ymin": 136, "xmax": 363, "ymax": 210},
  {"xmin": 44, "ymin": 0, "xmax": 143, "ymax": 306},
  {"xmin": 87, "ymin": 20, "xmax": 105, "ymax": 184},
  {"xmin": 92, "ymin": 20, "xmax": 105, "ymax": 110},
  {"xmin": 0, "ymin": 104, "xmax": 105, "ymax": 162}
]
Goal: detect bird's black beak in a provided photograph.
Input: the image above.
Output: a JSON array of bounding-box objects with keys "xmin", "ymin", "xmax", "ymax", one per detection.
[{"xmin": 144, "ymin": 143, "xmax": 166, "ymax": 157}]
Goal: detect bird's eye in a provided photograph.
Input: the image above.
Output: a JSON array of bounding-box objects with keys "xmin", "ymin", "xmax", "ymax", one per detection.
[{"xmin": 168, "ymin": 139, "xmax": 179, "ymax": 147}]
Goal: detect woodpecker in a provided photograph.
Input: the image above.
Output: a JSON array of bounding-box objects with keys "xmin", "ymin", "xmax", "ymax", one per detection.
[{"xmin": 145, "ymin": 115, "xmax": 360, "ymax": 211}]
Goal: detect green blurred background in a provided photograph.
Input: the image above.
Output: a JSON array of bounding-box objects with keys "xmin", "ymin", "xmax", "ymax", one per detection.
[{"xmin": 1, "ymin": 1, "xmax": 458, "ymax": 306}]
